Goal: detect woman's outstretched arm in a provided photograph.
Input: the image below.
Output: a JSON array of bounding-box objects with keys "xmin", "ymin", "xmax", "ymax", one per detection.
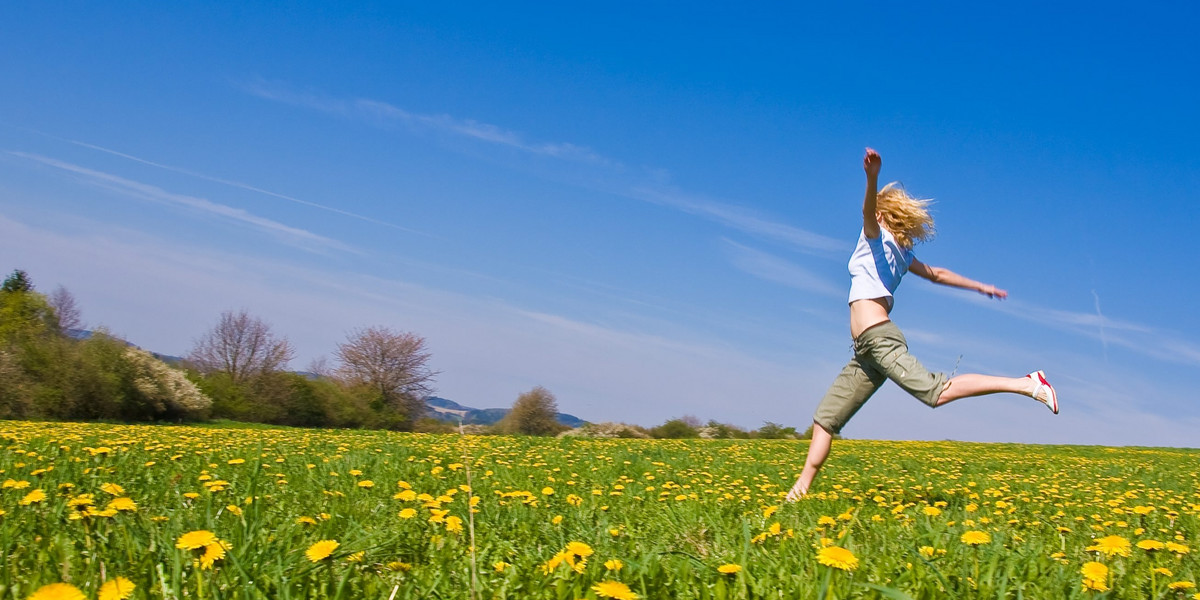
[
  {"xmin": 862, "ymin": 148, "xmax": 881, "ymax": 239},
  {"xmin": 910, "ymin": 259, "xmax": 1008, "ymax": 299}
]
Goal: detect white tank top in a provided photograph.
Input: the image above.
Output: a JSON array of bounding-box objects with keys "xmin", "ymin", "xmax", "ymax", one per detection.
[{"xmin": 847, "ymin": 227, "xmax": 914, "ymax": 310}]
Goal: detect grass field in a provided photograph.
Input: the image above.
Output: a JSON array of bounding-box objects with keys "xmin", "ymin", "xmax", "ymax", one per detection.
[{"xmin": 1, "ymin": 421, "xmax": 1197, "ymax": 599}]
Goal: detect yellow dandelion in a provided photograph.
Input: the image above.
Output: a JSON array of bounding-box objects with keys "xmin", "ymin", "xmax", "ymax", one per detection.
[
  {"xmin": 566, "ymin": 541, "xmax": 594, "ymax": 558},
  {"xmin": 394, "ymin": 489, "xmax": 417, "ymax": 501},
  {"xmin": 445, "ymin": 516, "xmax": 464, "ymax": 533},
  {"xmin": 1087, "ymin": 535, "xmax": 1131, "ymax": 557},
  {"xmin": 357, "ymin": 480, "xmax": 374, "ymax": 488},
  {"xmin": 27, "ymin": 583, "xmax": 86, "ymax": 600},
  {"xmin": 542, "ymin": 487, "xmax": 554, "ymax": 496},
  {"xmin": 20, "ymin": 489, "xmax": 47, "ymax": 505},
  {"xmin": 592, "ymin": 580, "xmax": 639, "ymax": 600},
  {"xmin": 493, "ymin": 561, "xmax": 509, "ymax": 572},
  {"xmin": 306, "ymin": 539, "xmax": 339, "ymax": 562},
  {"xmin": 566, "ymin": 494, "xmax": 583, "ymax": 507},
  {"xmin": 1166, "ymin": 542, "xmax": 1190, "ymax": 555},
  {"xmin": 717, "ymin": 563, "xmax": 742, "ymax": 574},
  {"xmin": 346, "ymin": 551, "xmax": 366, "ymax": 563},
  {"xmin": 1169, "ymin": 582, "xmax": 1196, "ymax": 591},
  {"xmin": 296, "ymin": 516, "xmax": 317, "ymax": 525},
  {"xmin": 961, "ymin": 531, "xmax": 992, "ymax": 546},
  {"xmin": 199, "ymin": 541, "xmax": 229, "ymax": 570},
  {"xmin": 97, "ymin": 577, "xmax": 135, "ymax": 600},
  {"xmin": 552, "ymin": 515, "xmax": 563, "ymax": 525},
  {"xmin": 605, "ymin": 559, "xmax": 624, "ymax": 571},
  {"xmin": 225, "ymin": 504, "xmax": 243, "ymax": 516},
  {"xmin": 762, "ymin": 505, "xmax": 779, "ymax": 518},
  {"xmin": 107, "ymin": 497, "xmax": 137, "ymax": 512},
  {"xmin": 1138, "ymin": 539, "xmax": 1165, "ymax": 551},
  {"xmin": 816, "ymin": 546, "xmax": 859, "ymax": 571},
  {"xmin": 817, "ymin": 515, "xmax": 837, "ymax": 527},
  {"xmin": 99, "ymin": 483, "xmax": 125, "ymax": 496},
  {"xmin": 399, "ymin": 508, "xmax": 417, "ymax": 519},
  {"xmin": 387, "ymin": 561, "xmax": 413, "ymax": 572},
  {"xmin": 1154, "ymin": 567, "xmax": 1174, "ymax": 576},
  {"xmin": 923, "ymin": 506, "xmax": 942, "ymax": 517},
  {"xmin": 918, "ymin": 546, "xmax": 936, "ymax": 559},
  {"xmin": 176, "ymin": 530, "xmax": 218, "ymax": 550},
  {"xmin": 1081, "ymin": 561, "xmax": 1109, "ymax": 592}
]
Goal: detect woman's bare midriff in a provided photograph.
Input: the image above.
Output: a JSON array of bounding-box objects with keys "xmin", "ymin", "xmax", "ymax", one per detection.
[{"xmin": 849, "ymin": 298, "xmax": 892, "ymax": 338}]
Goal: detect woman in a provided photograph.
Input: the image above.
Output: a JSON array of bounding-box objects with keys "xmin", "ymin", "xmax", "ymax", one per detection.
[{"xmin": 785, "ymin": 148, "xmax": 1058, "ymax": 502}]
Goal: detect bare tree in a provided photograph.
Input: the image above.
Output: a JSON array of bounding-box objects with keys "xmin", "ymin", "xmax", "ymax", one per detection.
[
  {"xmin": 500, "ymin": 386, "xmax": 563, "ymax": 436},
  {"xmin": 48, "ymin": 285, "xmax": 83, "ymax": 332},
  {"xmin": 188, "ymin": 309, "xmax": 294, "ymax": 384},
  {"xmin": 335, "ymin": 326, "xmax": 436, "ymax": 423}
]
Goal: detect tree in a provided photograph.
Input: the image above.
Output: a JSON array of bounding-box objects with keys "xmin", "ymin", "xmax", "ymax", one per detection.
[
  {"xmin": 500, "ymin": 386, "xmax": 564, "ymax": 436},
  {"xmin": 1, "ymin": 270, "xmax": 32, "ymax": 293},
  {"xmin": 650, "ymin": 417, "xmax": 700, "ymax": 439},
  {"xmin": 755, "ymin": 421, "xmax": 798, "ymax": 439},
  {"xmin": 335, "ymin": 326, "xmax": 436, "ymax": 429},
  {"xmin": 188, "ymin": 309, "xmax": 294, "ymax": 384},
  {"xmin": 48, "ymin": 285, "xmax": 82, "ymax": 332}
]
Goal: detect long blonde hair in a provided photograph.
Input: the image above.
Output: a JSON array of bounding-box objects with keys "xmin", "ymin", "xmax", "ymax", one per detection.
[{"xmin": 876, "ymin": 182, "xmax": 935, "ymax": 249}]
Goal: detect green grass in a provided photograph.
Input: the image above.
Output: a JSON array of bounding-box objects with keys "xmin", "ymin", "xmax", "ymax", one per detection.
[{"xmin": 0, "ymin": 421, "xmax": 1196, "ymax": 599}]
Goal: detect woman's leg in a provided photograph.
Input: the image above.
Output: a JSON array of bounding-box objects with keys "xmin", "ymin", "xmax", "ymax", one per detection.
[
  {"xmin": 786, "ymin": 422, "xmax": 833, "ymax": 501},
  {"xmin": 935, "ymin": 373, "xmax": 1041, "ymax": 406}
]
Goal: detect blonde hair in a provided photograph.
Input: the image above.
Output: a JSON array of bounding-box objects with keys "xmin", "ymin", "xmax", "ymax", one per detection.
[{"xmin": 876, "ymin": 182, "xmax": 935, "ymax": 249}]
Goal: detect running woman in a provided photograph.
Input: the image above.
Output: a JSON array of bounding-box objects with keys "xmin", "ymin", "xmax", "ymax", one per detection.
[{"xmin": 785, "ymin": 148, "xmax": 1058, "ymax": 502}]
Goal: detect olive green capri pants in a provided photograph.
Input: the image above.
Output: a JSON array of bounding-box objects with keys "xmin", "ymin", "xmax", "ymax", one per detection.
[{"xmin": 812, "ymin": 320, "xmax": 947, "ymax": 435}]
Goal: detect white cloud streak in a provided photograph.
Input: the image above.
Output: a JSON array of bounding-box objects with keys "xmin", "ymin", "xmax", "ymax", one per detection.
[
  {"xmin": 7, "ymin": 152, "xmax": 353, "ymax": 253},
  {"xmin": 243, "ymin": 79, "xmax": 613, "ymax": 166},
  {"xmin": 64, "ymin": 139, "xmax": 429, "ymax": 237},
  {"xmin": 721, "ymin": 239, "xmax": 842, "ymax": 297},
  {"xmin": 243, "ymin": 80, "xmax": 846, "ymax": 255}
]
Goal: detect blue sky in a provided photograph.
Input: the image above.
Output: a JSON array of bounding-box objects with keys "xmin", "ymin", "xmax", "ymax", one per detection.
[{"xmin": 2, "ymin": 2, "xmax": 1197, "ymax": 446}]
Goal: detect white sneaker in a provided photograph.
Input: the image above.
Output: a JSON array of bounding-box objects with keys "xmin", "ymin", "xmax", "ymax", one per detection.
[{"xmin": 1026, "ymin": 370, "xmax": 1058, "ymax": 414}]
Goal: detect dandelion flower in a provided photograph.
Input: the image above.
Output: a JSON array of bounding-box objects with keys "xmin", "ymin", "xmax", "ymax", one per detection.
[
  {"xmin": 541, "ymin": 487, "xmax": 554, "ymax": 496},
  {"xmin": 592, "ymin": 580, "xmax": 639, "ymax": 600},
  {"xmin": 551, "ymin": 515, "xmax": 563, "ymax": 525},
  {"xmin": 97, "ymin": 577, "xmax": 135, "ymax": 600},
  {"xmin": 176, "ymin": 530, "xmax": 218, "ymax": 550},
  {"xmin": 99, "ymin": 483, "xmax": 125, "ymax": 496},
  {"xmin": 566, "ymin": 541, "xmax": 594, "ymax": 559},
  {"xmin": 445, "ymin": 516, "xmax": 464, "ymax": 533},
  {"xmin": 1138, "ymin": 539, "xmax": 1165, "ymax": 551},
  {"xmin": 718, "ymin": 563, "xmax": 742, "ymax": 574},
  {"xmin": 605, "ymin": 559, "xmax": 624, "ymax": 571},
  {"xmin": 108, "ymin": 497, "xmax": 137, "ymax": 512},
  {"xmin": 1169, "ymin": 582, "xmax": 1196, "ymax": 591},
  {"xmin": 918, "ymin": 546, "xmax": 935, "ymax": 559},
  {"xmin": 1087, "ymin": 535, "xmax": 1131, "ymax": 557},
  {"xmin": 27, "ymin": 583, "xmax": 86, "ymax": 600},
  {"xmin": 357, "ymin": 480, "xmax": 374, "ymax": 488},
  {"xmin": 306, "ymin": 539, "xmax": 339, "ymax": 562},
  {"xmin": 1081, "ymin": 561, "xmax": 1109, "ymax": 592},
  {"xmin": 923, "ymin": 506, "xmax": 941, "ymax": 517},
  {"xmin": 199, "ymin": 541, "xmax": 229, "ymax": 570},
  {"xmin": 816, "ymin": 546, "xmax": 858, "ymax": 571},
  {"xmin": 296, "ymin": 516, "xmax": 317, "ymax": 525},
  {"xmin": 398, "ymin": 508, "xmax": 417, "ymax": 519},
  {"xmin": 493, "ymin": 561, "xmax": 509, "ymax": 572},
  {"xmin": 20, "ymin": 489, "xmax": 47, "ymax": 505},
  {"xmin": 1166, "ymin": 542, "xmax": 1190, "ymax": 555},
  {"xmin": 961, "ymin": 531, "xmax": 991, "ymax": 546}
]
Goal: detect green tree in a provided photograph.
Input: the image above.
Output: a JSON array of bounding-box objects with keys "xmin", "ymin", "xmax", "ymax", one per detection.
[
  {"xmin": 1, "ymin": 270, "xmax": 33, "ymax": 293},
  {"xmin": 754, "ymin": 421, "xmax": 798, "ymax": 439},
  {"xmin": 650, "ymin": 417, "xmax": 700, "ymax": 439},
  {"xmin": 499, "ymin": 386, "xmax": 564, "ymax": 436}
]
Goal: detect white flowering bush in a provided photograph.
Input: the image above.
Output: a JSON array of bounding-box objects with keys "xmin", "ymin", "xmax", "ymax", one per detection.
[
  {"xmin": 124, "ymin": 347, "xmax": 212, "ymax": 417},
  {"xmin": 558, "ymin": 421, "xmax": 649, "ymax": 439}
]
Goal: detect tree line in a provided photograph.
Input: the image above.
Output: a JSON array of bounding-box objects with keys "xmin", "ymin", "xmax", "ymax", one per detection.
[{"xmin": 1, "ymin": 269, "xmax": 810, "ymax": 438}]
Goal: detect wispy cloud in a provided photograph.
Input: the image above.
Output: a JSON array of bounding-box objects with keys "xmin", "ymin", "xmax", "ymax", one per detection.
[
  {"xmin": 63, "ymin": 139, "xmax": 430, "ymax": 237},
  {"xmin": 721, "ymin": 239, "xmax": 841, "ymax": 297},
  {"xmin": 243, "ymin": 80, "xmax": 846, "ymax": 255},
  {"xmin": 242, "ymin": 79, "xmax": 613, "ymax": 166},
  {"xmin": 7, "ymin": 152, "xmax": 352, "ymax": 253},
  {"xmin": 922, "ymin": 284, "xmax": 1200, "ymax": 367},
  {"xmin": 630, "ymin": 187, "xmax": 846, "ymax": 255}
]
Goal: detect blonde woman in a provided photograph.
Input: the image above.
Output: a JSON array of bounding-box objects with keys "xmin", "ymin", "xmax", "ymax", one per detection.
[{"xmin": 785, "ymin": 148, "xmax": 1058, "ymax": 502}]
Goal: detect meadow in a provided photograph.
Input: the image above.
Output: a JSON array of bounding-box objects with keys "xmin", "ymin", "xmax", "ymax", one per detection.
[{"xmin": 1, "ymin": 421, "xmax": 1196, "ymax": 599}]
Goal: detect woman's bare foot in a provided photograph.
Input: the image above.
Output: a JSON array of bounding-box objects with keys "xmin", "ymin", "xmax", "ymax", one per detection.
[{"xmin": 785, "ymin": 478, "xmax": 807, "ymax": 502}]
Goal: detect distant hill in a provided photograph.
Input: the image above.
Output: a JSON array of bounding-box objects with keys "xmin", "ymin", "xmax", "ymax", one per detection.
[{"xmin": 425, "ymin": 396, "xmax": 586, "ymax": 428}]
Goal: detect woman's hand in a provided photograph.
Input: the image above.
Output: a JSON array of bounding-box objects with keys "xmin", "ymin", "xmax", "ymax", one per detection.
[
  {"xmin": 980, "ymin": 284, "xmax": 1008, "ymax": 300},
  {"xmin": 863, "ymin": 147, "xmax": 881, "ymax": 179}
]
